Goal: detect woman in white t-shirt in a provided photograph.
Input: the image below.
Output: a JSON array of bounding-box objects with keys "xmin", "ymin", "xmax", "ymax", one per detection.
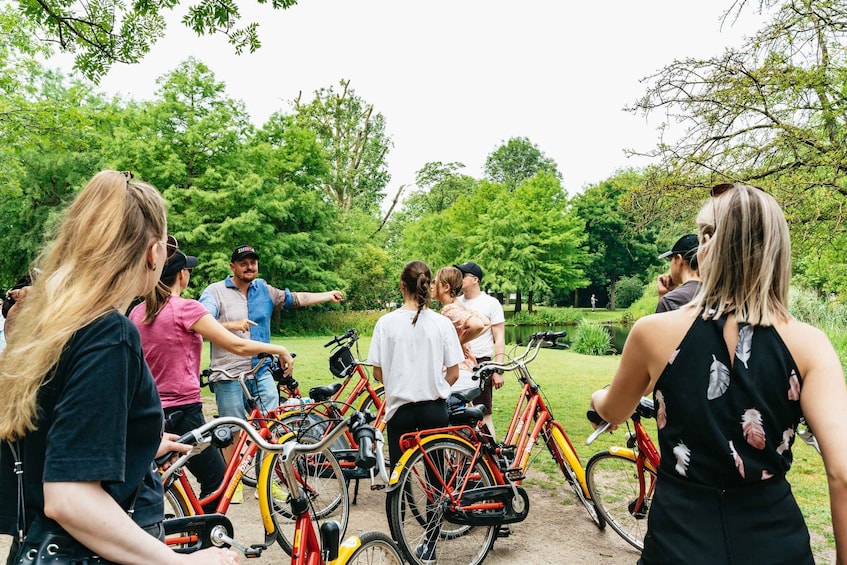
[{"xmin": 367, "ymin": 260, "xmax": 464, "ymax": 467}]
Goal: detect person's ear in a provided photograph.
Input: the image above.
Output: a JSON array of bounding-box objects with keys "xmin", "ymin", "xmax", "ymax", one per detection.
[{"xmin": 145, "ymin": 239, "xmax": 160, "ymax": 270}]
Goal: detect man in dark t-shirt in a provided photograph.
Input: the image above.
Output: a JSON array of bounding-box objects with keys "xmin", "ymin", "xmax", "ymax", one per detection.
[{"xmin": 656, "ymin": 234, "xmax": 701, "ymax": 313}]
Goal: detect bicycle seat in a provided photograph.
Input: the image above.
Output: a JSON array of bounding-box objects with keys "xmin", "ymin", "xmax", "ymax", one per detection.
[
  {"xmin": 309, "ymin": 382, "xmax": 343, "ymax": 401},
  {"xmin": 449, "ymin": 387, "xmax": 481, "ymax": 407},
  {"xmin": 449, "ymin": 405, "xmax": 485, "ymax": 426}
]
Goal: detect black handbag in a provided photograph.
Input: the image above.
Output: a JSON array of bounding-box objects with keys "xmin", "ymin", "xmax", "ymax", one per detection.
[
  {"xmin": 14, "ymin": 530, "xmax": 109, "ymax": 565},
  {"xmin": 5, "ymin": 440, "xmax": 130, "ymax": 565}
]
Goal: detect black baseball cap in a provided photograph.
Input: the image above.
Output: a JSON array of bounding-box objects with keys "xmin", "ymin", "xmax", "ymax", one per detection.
[
  {"xmin": 161, "ymin": 249, "xmax": 199, "ymax": 279},
  {"xmin": 231, "ymin": 245, "xmax": 259, "ymax": 262},
  {"xmin": 658, "ymin": 234, "xmax": 699, "ymax": 260},
  {"xmin": 454, "ymin": 261, "xmax": 484, "ymax": 281}
]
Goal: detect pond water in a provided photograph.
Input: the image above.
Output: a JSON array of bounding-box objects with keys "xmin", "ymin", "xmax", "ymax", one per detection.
[{"xmin": 504, "ymin": 324, "xmax": 631, "ymax": 354}]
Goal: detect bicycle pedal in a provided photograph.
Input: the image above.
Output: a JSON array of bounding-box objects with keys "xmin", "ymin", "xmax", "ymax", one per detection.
[
  {"xmin": 497, "ymin": 526, "xmax": 512, "ymax": 538},
  {"xmin": 370, "ymin": 484, "xmax": 386, "ymax": 491},
  {"xmin": 244, "ymin": 545, "xmax": 265, "ymax": 558},
  {"xmin": 504, "ymin": 468, "xmax": 524, "ymax": 479}
]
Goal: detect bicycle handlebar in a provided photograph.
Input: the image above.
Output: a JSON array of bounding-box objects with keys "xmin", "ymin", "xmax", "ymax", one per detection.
[
  {"xmin": 324, "ymin": 328, "xmax": 358, "ymax": 348},
  {"xmin": 584, "ymin": 397, "xmax": 655, "ymax": 446},
  {"xmin": 158, "ymin": 411, "xmax": 389, "ymax": 484},
  {"xmin": 471, "ymin": 330, "xmax": 567, "ymax": 381}
]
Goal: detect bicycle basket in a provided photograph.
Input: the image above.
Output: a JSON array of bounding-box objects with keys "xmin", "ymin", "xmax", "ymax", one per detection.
[{"xmin": 329, "ymin": 346, "xmax": 356, "ymax": 379}]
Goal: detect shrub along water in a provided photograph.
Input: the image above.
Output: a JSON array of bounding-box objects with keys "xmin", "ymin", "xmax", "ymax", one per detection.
[{"xmin": 570, "ymin": 321, "xmax": 615, "ymax": 355}]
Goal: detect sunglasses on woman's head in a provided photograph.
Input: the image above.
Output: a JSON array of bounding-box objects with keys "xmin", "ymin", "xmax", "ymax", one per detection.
[{"xmin": 166, "ymin": 235, "xmax": 178, "ymax": 258}]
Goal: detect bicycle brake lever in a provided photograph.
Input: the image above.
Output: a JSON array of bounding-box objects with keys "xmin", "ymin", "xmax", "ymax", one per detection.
[{"xmin": 585, "ymin": 422, "xmax": 611, "ymax": 446}]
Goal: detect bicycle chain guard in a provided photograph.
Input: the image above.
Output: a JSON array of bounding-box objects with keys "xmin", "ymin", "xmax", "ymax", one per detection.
[{"xmin": 449, "ymin": 485, "xmax": 531, "ymax": 526}]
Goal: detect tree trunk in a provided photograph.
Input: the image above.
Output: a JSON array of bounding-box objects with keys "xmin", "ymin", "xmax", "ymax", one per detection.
[
  {"xmin": 608, "ymin": 281, "xmax": 616, "ymax": 310},
  {"xmin": 528, "ymin": 291, "xmax": 534, "ymax": 313},
  {"xmin": 514, "ymin": 291, "xmax": 522, "ymax": 313}
]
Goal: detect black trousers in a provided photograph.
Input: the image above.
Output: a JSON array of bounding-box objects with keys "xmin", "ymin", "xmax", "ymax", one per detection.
[
  {"xmin": 386, "ymin": 399, "xmax": 449, "ymax": 468},
  {"xmin": 164, "ymin": 403, "xmax": 226, "ymax": 506},
  {"xmin": 639, "ymin": 469, "xmax": 814, "ymax": 565}
]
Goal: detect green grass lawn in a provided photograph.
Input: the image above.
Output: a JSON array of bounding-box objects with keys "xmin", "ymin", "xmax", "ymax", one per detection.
[{"xmin": 201, "ymin": 333, "xmax": 833, "ymax": 558}]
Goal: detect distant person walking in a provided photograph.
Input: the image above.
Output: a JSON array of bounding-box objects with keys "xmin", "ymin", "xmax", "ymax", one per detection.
[
  {"xmin": 656, "ymin": 234, "xmax": 700, "ymax": 313},
  {"xmin": 590, "ymin": 294, "xmax": 597, "ymax": 312}
]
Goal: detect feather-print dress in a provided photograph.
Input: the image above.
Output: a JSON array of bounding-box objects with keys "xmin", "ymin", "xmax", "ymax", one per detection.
[{"xmin": 639, "ymin": 315, "xmax": 812, "ymax": 565}]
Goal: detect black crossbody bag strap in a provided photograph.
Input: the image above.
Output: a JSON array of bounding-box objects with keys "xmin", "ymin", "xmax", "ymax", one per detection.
[{"xmin": 5, "ymin": 439, "xmax": 27, "ymax": 543}]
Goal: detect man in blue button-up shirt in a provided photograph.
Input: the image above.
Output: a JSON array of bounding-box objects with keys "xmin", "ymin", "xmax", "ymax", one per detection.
[{"xmin": 199, "ymin": 245, "xmax": 344, "ymax": 427}]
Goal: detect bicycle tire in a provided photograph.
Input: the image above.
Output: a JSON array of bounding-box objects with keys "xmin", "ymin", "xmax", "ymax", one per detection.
[
  {"xmin": 385, "ymin": 438, "xmax": 497, "ymax": 565},
  {"xmin": 277, "ymin": 409, "xmax": 352, "ymax": 452},
  {"xmin": 585, "ymin": 450, "xmax": 655, "ymax": 550},
  {"xmin": 265, "ymin": 441, "xmax": 349, "ymax": 556},
  {"xmin": 344, "ymin": 530, "xmax": 404, "ymax": 565},
  {"xmin": 548, "ymin": 425, "xmax": 605, "ymax": 529},
  {"xmin": 164, "ymin": 483, "xmax": 193, "ymax": 518},
  {"xmin": 163, "ymin": 483, "xmax": 195, "ymax": 549}
]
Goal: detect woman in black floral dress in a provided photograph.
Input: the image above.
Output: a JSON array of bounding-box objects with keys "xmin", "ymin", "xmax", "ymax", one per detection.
[{"xmin": 590, "ymin": 184, "xmax": 847, "ymax": 564}]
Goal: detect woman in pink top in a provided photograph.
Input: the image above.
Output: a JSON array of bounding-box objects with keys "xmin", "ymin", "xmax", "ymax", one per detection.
[
  {"xmin": 432, "ymin": 266, "xmax": 491, "ymax": 393},
  {"xmin": 129, "ymin": 242, "xmax": 293, "ymax": 503}
]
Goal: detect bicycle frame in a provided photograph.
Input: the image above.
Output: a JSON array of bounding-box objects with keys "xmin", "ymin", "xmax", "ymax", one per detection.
[
  {"xmin": 389, "ymin": 427, "xmax": 508, "ymax": 514},
  {"xmin": 485, "ymin": 333, "xmax": 595, "ymax": 497},
  {"xmin": 255, "ymin": 415, "xmax": 390, "ymax": 564},
  {"xmin": 170, "ymin": 404, "xmax": 282, "ymax": 517}
]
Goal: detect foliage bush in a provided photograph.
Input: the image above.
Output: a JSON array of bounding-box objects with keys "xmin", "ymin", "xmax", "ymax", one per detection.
[
  {"xmin": 613, "ymin": 275, "xmax": 645, "ymax": 309},
  {"xmin": 570, "ymin": 321, "xmax": 615, "ymax": 356},
  {"xmin": 275, "ymin": 309, "xmax": 383, "ymax": 336},
  {"xmin": 789, "ymin": 287, "xmax": 847, "ymax": 370},
  {"xmin": 508, "ymin": 307, "xmax": 583, "ymax": 326}
]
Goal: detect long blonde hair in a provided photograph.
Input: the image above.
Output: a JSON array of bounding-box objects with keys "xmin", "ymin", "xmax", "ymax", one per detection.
[
  {"xmin": 693, "ymin": 184, "xmax": 791, "ymax": 326},
  {"xmin": 0, "ymin": 170, "xmax": 166, "ymax": 440}
]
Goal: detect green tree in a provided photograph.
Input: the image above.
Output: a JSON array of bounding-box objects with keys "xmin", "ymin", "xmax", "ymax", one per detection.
[
  {"xmin": 292, "ymin": 79, "xmax": 392, "ymax": 215},
  {"xmin": 484, "ymin": 137, "xmax": 561, "ymax": 191},
  {"xmin": 572, "ymin": 172, "xmax": 659, "ymax": 310},
  {"xmin": 14, "ymin": 0, "xmax": 299, "ymax": 81},
  {"xmin": 473, "ymin": 173, "xmax": 588, "ymax": 312}
]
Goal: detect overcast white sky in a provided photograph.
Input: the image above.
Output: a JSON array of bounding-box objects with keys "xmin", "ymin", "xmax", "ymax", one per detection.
[{"xmin": 58, "ymin": 1, "xmax": 767, "ymax": 200}]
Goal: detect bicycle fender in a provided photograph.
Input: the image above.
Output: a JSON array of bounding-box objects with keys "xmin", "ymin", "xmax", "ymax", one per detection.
[
  {"xmin": 606, "ymin": 446, "xmax": 659, "ymax": 473},
  {"xmin": 550, "ymin": 425, "xmax": 590, "ymax": 493},
  {"xmin": 386, "ymin": 433, "xmax": 478, "ymax": 488},
  {"xmin": 256, "ymin": 431, "xmax": 296, "ymax": 539},
  {"xmin": 606, "ymin": 446, "xmax": 638, "ymax": 460},
  {"xmin": 329, "ymin": 536, "xmax": 364, "ymax": 564}
]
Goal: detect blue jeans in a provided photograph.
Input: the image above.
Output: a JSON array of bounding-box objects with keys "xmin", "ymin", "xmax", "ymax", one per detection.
[{"xmin": 213, "ymin": 368, "xmax": 280, "ymax": 418}]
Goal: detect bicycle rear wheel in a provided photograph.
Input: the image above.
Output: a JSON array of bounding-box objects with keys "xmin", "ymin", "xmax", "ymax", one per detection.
[
  {"xmin": 265, "ymin": 442, "xmax": 349, "ymax": 555},
  {"xmin": 585, "ymin": 450, "xmax": 655, "ymax": 550},
  {"xmin": 345, "ymin": 531, "xmax": 404, "ymax": 564},
  {"xmin": 548, "ymin": 425, "xmax": 605, "ymax": 529},
  {"xmin": 385, "ymin": 438, "xmax": 497, "ymax": 565}
]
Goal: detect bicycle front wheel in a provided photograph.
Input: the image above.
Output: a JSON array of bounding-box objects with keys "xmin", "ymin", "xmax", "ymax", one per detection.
[
  {"xmin": 345, "ymin": 531, "xmax": 404, "ymax": 564},
  {"xmin": 265, "ymin": 442, "xmax": 349, "ymax": 555},
  {"xmin": 385, "ymin": 438, "xmax": 497, "ymax": 565},
  {"xmin": 585, "ymin": 450, "xmax": 656, "ymax": 550}
]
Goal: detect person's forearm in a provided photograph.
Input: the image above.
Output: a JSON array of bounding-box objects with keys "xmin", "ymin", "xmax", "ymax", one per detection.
[
  {"xmin": 830, "ymin": 479, "xmax": 847, "ymax": 565},
  {"xmin": 43, "ymin": 482, "xmax": 183, "ymax": 565},
  {"xmin": 292, "ymin": 291, "xmax": 343, "ymax": 308}
]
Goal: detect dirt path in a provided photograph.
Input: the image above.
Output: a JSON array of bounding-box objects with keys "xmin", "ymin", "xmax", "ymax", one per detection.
[
  {"xmin": 197, "ymin": 468, "xmax": 642, "ymax": 564},
  {"xmin": 0, "ymin": 468, "xmax": 642, "ymax": 564},
  {"xmin": 2, "ymin": 469, "xmax": 836, "ymax": 564}
]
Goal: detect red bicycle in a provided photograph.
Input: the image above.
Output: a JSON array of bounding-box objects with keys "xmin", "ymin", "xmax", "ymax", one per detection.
[{"xmin": 585, "ymin": 397, "xmax": 661, "ymax": 550}]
